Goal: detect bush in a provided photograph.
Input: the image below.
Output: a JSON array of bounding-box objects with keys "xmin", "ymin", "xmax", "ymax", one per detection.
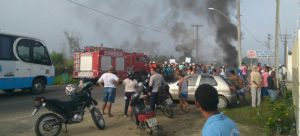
[
  {"xmin": 53, "ymin": 74, "xmax": 79, "ymax": 85},
  {"xmin": 257, "ymin": 91, "xmax": 296, "ymax": 135}
]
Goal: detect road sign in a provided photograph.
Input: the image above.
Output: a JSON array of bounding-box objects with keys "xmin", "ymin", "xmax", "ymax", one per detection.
[
  {"xmin": 247, "ymin": 50, "xmax": 274, "ymax": 58},
  {"xmin": 247, "ymin": 50, "xmax": 257, "ymax": 58}
]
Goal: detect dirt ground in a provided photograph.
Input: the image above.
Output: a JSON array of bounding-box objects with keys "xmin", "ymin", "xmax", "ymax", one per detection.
[{"xmin": 21, "ymin": 85, "xmax": 260, "ymax": 136}]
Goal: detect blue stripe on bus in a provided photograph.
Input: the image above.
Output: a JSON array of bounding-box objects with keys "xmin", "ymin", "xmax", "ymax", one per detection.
[{"xmin": 0, "ymin": 76, "xmax": 54, "ymax": 90}]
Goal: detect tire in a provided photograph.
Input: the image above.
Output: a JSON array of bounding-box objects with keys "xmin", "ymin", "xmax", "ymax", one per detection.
[
  {"xmin": 91, "ymin": 108, "xmax": 105, "ymax": 129},
  {"xmin": 35, "ymin": 113, "xmax": 62, "ymax": 136},
  {"xmin": 150, "ymin": 126, "xmax": 159, "ymax": 136},
  {"xmin": 31, "ymin": 78, "xmax": 46, "ymax": 94},
  {"xmin": 162, "ymin": 102, "xmax": 174, "ymax": 118},
  {"xmin": 218, "ymin": 95, "xmax": 228, "ymax": 109}
]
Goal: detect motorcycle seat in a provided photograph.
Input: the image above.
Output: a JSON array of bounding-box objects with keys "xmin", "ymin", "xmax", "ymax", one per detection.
[{"xmin": 45, "ymin": 99, "xmax": 73, "ymax": 109}]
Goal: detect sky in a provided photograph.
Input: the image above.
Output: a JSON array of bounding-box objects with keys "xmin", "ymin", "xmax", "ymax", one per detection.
[{"xmin": 0, "ymin": 0, "xmax": 297, "ymax": 65}]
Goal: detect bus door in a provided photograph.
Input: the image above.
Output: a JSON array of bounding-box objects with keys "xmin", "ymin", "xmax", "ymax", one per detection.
[{"xmin": 14, "ymin": 39, "xmax": 33, "ymax": 88}]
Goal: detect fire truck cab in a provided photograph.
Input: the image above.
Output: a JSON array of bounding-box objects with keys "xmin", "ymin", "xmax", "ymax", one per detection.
[{"xmin": 73, "ymin": 46, "xmax": 149, "ymax": 82}]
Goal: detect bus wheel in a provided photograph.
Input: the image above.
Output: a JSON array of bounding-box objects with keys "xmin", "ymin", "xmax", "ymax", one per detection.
[
  {"xmin": 3, "ymin": 89, "xmax": 15, "ymax": 95},
  {"xmin": 31, "ymin": 79, "xmax": 45, "ymax": 94}
]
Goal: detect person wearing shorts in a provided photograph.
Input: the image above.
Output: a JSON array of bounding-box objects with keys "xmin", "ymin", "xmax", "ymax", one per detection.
[
  {"xmin": 178, "ymin": 73, "xmax": 190, "ymax": 113},
  {"xmin": 98, "ymin": 66, "xmax": 119, "ymax": 117}
]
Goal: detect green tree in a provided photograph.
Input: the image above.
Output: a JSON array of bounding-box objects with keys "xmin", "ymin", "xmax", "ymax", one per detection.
[{"xmin": 50, "ymin": 51, "xmax": 66, "ymax": 75}]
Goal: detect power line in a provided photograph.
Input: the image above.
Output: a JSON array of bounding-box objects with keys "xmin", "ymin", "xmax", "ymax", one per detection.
[
  {"xmin": 240, "ymin": 23, "xmax": 266, "ymax": 46},
  {"xmin": 65, "ymin": 0, "xmax": 171, "ymax": 36}
]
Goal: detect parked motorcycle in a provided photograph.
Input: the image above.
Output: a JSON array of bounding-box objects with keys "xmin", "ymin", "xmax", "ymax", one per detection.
[
  {"xmin": 31, "ymin": 81, "xmax": 105, "ymax": 136},
  {"xmin": 157, "ymin": 84, "xmax": 174, "ymax": 118},
  {"xmin": 130, "ymin": 82, "xmax": 159, "ymax": 136}
]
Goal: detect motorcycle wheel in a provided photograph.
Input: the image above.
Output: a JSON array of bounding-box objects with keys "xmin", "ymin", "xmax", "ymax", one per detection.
[
  {"xmin": 91, "ymin": 107, "xmax": 105, "ymax": 129},
  {"xmin": 35, "ymin": 113, "xmax": 62, "ymax": 136},
  {"xmin": 150, "ymin": 126, "xmax": 159, "ymax": 136},
  {"xmin": 162, "ymin": 102, "xmax": 174, "ymax": 118}
]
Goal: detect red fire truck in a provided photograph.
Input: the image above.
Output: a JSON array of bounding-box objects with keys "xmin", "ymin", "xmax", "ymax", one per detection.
[{"xmin": 73, "ymin": 46, "xmax": 150, "ymax": 82}]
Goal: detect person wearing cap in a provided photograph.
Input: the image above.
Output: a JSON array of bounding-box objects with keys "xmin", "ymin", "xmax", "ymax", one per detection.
[
  {"xmin": 250, "ymin": 65, "xmax": 262, "ymax": 108},
  {"xmin": 195, "ymin": 84, "xmax": 240, "ymax": 136},
  {"xmin": 97, "ymin": 66, "xmax": 120, "ymax": 117}
]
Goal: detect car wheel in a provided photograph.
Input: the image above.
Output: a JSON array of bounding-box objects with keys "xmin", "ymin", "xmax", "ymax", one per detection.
[{"xmin": 218, "ymin": 95, "xmax": 228, "ymax": 109}]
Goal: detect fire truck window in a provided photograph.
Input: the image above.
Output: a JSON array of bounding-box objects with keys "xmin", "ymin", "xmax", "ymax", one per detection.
[
  {"xmin": 101, "ymin": 56, "xmax": 111, "ymax": 71},
  {"xmin": 116, "ymin": 57, "xmax": 124, "ymax": 71}
]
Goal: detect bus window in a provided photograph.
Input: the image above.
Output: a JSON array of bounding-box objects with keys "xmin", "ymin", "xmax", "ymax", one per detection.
[
  {"xmin": 0, "ymin": 35, "xmax": 16, "ymax": 60},
  {"xmin": 16, "ymin": 39, "xmax": 31, "ymax": 62},
  {"xmin": 32, "ymin": 41, "xmax": 51, "ymax": 65}
]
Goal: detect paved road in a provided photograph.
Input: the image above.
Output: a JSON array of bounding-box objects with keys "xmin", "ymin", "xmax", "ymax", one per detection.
[{"xmin": 0, "ymin": 85, "xmax": 118, "ymax": 136}]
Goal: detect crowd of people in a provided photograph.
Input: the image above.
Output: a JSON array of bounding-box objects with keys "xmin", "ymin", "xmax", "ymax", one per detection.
[{"xmin": 95, "ymin": 61, "xmax": 288, "ymax": 135}]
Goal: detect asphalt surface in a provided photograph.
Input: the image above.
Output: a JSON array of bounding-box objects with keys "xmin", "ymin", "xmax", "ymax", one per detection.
[{"xmin": 0, "ymin": 85, "xmax": 116, "ymax": 136}]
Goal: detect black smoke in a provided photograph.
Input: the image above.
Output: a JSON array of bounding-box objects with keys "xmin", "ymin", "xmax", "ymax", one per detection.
[{"xmin": 206, "ymin": 0, "xmax": 238, "ymax": 67}]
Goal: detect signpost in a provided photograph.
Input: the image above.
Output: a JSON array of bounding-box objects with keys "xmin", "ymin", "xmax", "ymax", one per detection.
[
  {"xmin": 247, "ymin": 50, "xmax": 274, "ymax": 65},
  {"xmin": 247, "ymin": 50, "xmax": 275, "ymax": 58}
]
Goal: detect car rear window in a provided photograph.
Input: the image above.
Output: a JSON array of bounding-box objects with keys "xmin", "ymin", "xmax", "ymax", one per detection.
[
  {"xmin": 200, "ymin": 76, "xmax": 218, "ymax": 86},
  {"xmin": 186, "ymin": 76, "xmax": 198, "ymax": 86}
]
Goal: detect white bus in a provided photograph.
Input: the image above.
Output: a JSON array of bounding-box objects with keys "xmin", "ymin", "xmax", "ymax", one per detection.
[{"xmin": 0, "ymin": 32, "xmax": 55, "ymax": 94}]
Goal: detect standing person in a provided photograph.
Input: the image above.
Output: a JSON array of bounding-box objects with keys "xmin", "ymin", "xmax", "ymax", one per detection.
[
  {"xmin": 228, "ymin": 70, "xmax": 244, "ymax": 104},
  {"xmin": 149, "ymin": 68, "xmax": 165, "ymax": 111},
  {"xmin": 250, "ymin": 65, "xmax": 262, "ymax": 108},
  {"xmin": 261, "ymin": 66, "xmax": 269, "ymax": 102},
  {"xmin": 122, "ymin": 74, "xmax": 138, "ymax": 117},
  {"xmin": 178, "ymin": 73, "xmax": 190, "ymax": 113},
  {"xmin": 257, "ymin": 63, "xmax": 262, "ymax": 74},
  {"xmin": 267, "ymin": 71, "xmax": 277, "ymax": 102},
  {"xmin": 97, "ymin": 66, "xmax": 120, "ymax": 117},
  {"xmin": 241, "ymin": 63, "xmax": 248, "ymax": 85},
  {"xmin": 195, "ymin": 84, "xmax": 240, "ymax": 136}
]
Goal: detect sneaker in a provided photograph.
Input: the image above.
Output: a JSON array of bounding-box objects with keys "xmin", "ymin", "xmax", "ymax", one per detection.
[{"xmin": 123, "ymin": 115, "xmax": 127, "ymax": 118}]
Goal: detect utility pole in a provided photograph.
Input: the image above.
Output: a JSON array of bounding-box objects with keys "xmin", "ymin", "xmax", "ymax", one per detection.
[
  {"xmin": 274, "ymin": 0, "xmax": 280, "ymax": 70},
  {"xmin": 280, "ymin": 31, "xmax": 292, "ymax": 66},
  {"xmin": 192, "ymin": 25, "xmax": 203, "ymax": 63},
  {"xmin": 267, "ymin": 34, "xmax": 272, "ymax": 65},
  {"xmin": 237, "ymin": 0, "xmax": 242, "ymax": 68}
]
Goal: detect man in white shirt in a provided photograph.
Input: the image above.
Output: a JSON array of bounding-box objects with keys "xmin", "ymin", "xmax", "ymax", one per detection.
[{"xmin": 98, "ymin": 66, "xmax": 119, "ymax": 117}]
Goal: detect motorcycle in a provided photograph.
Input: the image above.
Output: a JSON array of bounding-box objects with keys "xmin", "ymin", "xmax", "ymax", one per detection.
[
  {"xmin": 130, "ymin": 82, "xmax": 159, "ymax": 136},
  {"xmin": 156, "ymin": 84, "xmax": 174, "ymax": 118},
  {"xmin": 139, "ymin": 74, "xmax": 174, "ymax": 118},
  {"xmin": 31, "ymin": 81, "xmax": 105, "ymax": 136}
]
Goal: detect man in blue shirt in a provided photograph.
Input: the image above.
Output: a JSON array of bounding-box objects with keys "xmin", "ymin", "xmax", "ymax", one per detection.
[{"xmin": 195, "ymin": 84, "xmax": 240, "ymax": 136}]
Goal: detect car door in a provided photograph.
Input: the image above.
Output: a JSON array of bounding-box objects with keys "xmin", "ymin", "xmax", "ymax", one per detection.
[{"xmin": 186, "ymin": 75, "xmax": 200, "ymax": 101}]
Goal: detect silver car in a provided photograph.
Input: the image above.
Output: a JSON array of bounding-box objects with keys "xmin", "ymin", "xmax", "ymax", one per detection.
[{"xmin": 168, "ymin": 74, "xmax": 237, "ymax": 109}]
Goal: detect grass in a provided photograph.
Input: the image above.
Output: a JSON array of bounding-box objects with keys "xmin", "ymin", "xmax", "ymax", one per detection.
[{"xmin": 222, "ymin": 91, "xmax": 296, "ymax": 136}]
